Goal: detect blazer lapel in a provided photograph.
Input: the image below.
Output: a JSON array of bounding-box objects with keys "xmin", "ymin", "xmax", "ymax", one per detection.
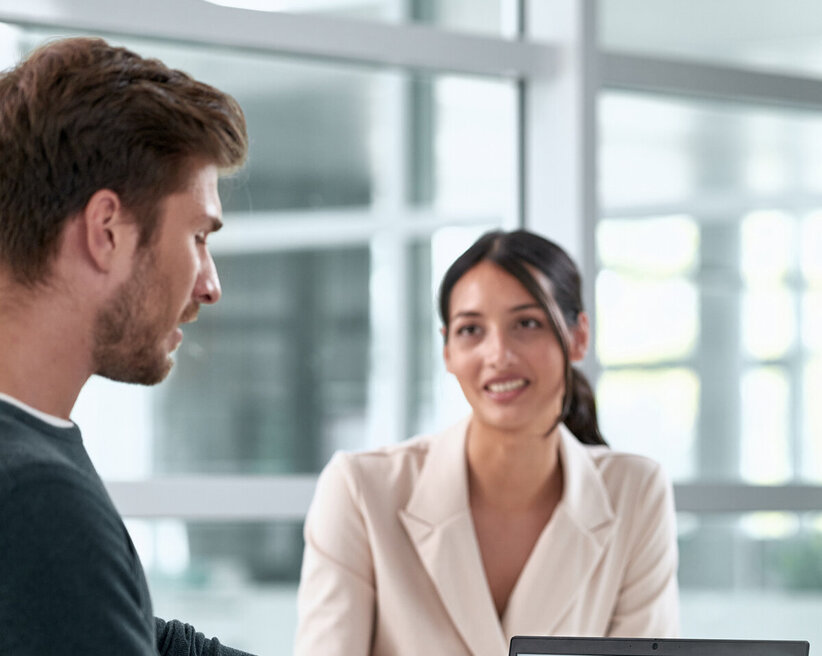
[
  {"xmin": 398, "ymin": 418, "xmax": 507, "ymax": 656},
  {"xmin": 502, "ymin": 425, "xmax": 616, "ymax": 637}
]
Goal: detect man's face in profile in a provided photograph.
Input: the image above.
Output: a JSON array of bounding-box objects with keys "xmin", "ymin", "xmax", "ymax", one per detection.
[{"xmin": 92, "ymin": 162, "xmax": 223, "ymax": 385}]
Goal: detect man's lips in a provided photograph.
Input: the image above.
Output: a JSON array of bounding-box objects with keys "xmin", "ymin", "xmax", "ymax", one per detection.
[{"xmin": 179, "ymin": 304, "xmax": 200, "ymax": 325}]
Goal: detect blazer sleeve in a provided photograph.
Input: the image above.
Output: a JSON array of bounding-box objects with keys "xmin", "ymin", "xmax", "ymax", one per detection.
[
  {"xmin": 607, "ymin": 462, "xmax": 680, "ymax": 638},
  {"xmin": 295, "ymin": 453, "xmax": 376, "ymax": 656}
]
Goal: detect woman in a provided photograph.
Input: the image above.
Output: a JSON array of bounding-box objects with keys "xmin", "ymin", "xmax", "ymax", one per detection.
[{"xmin": 295, "ymin": 230, "xmax": 679, "ymax": 656}]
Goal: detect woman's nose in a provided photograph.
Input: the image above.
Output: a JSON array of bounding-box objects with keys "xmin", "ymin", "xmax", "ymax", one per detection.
[{"xmin": 484, "ymin": 327, "xmax": 514, "ymax": 367}]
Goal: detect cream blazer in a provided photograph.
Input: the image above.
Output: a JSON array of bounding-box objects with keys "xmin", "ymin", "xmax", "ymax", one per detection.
[{"xmin": 295, "ymin": 418, "xmax": 679, "ymax": 656}]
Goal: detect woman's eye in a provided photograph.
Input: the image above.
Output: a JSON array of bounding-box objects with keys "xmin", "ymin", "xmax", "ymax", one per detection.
[
  {"xmin": 519, "ymin": 318, "xmax": 541, "ymax": 329},
  {"xmin": 456, "ymin": 324, "xmax": 480, "ymax": 337}
]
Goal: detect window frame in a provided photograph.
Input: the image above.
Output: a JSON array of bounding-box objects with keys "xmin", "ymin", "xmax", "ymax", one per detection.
[{"xmin": 2, "ymin": 0, "xmax": 821, "ymax": 521}]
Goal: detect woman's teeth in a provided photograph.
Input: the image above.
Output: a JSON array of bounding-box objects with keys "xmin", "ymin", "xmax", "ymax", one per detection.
[{"xmin": 487, "ymin": 379, "xmax": 526, "ymax": 393}]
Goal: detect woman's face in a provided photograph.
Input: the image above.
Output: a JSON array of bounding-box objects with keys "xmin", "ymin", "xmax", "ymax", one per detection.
[{"xmin": 443, "ymin": 260, "xmax": 587, "ymax": 436}]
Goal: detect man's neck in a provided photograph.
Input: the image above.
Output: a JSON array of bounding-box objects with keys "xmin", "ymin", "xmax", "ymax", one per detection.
[
  {"xmin": 0, "ymin": 280, "xmax": 93, "ymax": 420},
  {"xmin": 0, "ymin": 392, "xmax": 74, "ymax": 428}
]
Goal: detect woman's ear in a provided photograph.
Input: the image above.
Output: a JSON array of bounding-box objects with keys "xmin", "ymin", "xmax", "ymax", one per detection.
[
  {"xmin": 441, "ymin": 326, "xmax": 454, "ymax": 373},
  {"xmin": 569, "ymin": 312, "xmax": 590, "ymax": 363}
]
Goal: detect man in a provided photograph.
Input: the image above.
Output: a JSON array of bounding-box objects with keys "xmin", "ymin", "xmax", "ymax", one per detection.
[{"xmin": 0, "ymin": 37, "xmax": 255, "ymax": 655}]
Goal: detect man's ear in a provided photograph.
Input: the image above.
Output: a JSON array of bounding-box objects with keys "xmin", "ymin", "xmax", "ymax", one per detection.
[
  {"xmin": 81, "ymin": 189, "xmax": 137, "ymax": 272},
  {"xmin": 569, "ymin": 312, "xmax": 590, "ymax": 363}
]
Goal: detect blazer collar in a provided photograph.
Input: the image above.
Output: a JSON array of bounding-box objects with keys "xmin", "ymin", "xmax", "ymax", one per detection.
[
  {"xmin": 502, "ymin": 425, "xmax": 616, "ymax": 637},
  {"xmin": 398, "ymin": 416, "xmax": 507, "ymax": 656},
  {"xmin": 398, "ymin": 419, "xmax": 617, "ymax": 654}
]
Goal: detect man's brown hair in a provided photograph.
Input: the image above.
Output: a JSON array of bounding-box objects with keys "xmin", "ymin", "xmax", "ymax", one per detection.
[{"xmin": 0, "ymin": 37, "xmax": 248, "ymax": 285}]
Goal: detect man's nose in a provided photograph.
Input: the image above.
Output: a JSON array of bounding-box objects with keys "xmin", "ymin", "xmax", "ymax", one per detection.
[{"xmin": 194, "ymin": 250, "xmax": 221, "ymax": 305}]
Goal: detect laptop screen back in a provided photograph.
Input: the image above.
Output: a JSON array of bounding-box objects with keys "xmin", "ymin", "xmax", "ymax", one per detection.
[{"xmin": 509, "ymin": 636, "xmax": 809, "ymax": 656}]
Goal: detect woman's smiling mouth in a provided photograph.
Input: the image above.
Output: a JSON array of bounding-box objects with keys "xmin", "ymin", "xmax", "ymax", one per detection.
[{"xmin": 485, "ymin": 378, "xmax": 529, "ymax": 394}]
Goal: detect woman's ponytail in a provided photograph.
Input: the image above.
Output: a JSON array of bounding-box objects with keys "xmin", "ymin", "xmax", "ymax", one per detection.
[{"xmin": 563, "ymin": 367, "xmax": 606, "ymax": 446}]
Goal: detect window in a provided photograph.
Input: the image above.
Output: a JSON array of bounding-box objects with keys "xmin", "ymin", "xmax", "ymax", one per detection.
[
  {"xmin": 599, "ymin": 0, "xmax": 822, "ymax": 642},
  {"xmin": 5, "ymin": 0, "xmax": 822, "ymax": 650},
  {"xmin": 0, "ymin": 6, "xmax": 523, "ymax": 652}
]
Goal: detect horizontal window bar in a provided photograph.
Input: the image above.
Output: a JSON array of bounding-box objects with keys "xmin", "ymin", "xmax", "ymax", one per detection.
[
  {"xmin": 601, "ymin": 52, "xmax": 822, "ymax": 111},
  {"xmin": 676, "ymin": 484, "xmax": 822, "ymax": 513},
  {"xmin": 107, "ymin": 477, "xmax": 822, "ymax": 520},
  {"xmin": 603, "ymin": 193, "xmax": 822, "ymax": 222},
  {"xmin": 0, "ymin": 0, "xmax": 555, "ymax": 77},
  {"xmin": 213, "ymin": 210, "xmax": 499, "ymax": 253},
  {"xmin": 107, "ymin": 476, "xmax": 316, "ymax": 521}
]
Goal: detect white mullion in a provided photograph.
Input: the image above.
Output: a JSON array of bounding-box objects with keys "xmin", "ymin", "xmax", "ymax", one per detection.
[
  {"xmin": 522, "ymin": 0, "xmax": 600, "ymax": 382},
  {"xmin": 365, "ymin": 68, "xmax": 410, "ymax": 449},
  {"xmin": 0, "ymin": 0, "xmax": 555, "ymax": 77},
  {"xmin": 602, "ymin": 52, "xmax": 822, "ymax": 112},
  {"xmin": 521, "ymin": 0, "xmax": 598, "ymax": 263}
]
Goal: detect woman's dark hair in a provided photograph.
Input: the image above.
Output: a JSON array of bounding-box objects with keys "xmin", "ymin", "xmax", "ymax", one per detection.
[{"xmin": 438, "ymin": 229, "xmax": 606, "ymax": 446}]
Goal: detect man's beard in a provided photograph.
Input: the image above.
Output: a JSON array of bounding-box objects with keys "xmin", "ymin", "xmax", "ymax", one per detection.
[{"xmin": 92, "ymin": 251, "xmax": 174, "ymax": 386}]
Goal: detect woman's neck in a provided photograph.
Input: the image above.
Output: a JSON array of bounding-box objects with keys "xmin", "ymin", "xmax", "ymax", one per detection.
[{"xmin": 465, "ymin": 418, "xmax": 563, "ymax": 513}]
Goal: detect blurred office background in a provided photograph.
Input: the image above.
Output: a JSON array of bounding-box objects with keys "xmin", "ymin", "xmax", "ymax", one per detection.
[{"xmin": 2, "ymin": 0, "xmax": 822, "ymax": 651}]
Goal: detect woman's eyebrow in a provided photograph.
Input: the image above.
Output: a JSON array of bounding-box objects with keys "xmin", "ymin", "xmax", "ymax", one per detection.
[
  {"xmin": 451, "ymin": 310, "xmax": 482, "ymax": 319},
  {"xmin": 509, "ymin": 303, "xmax": 542, "ymax": 312}
]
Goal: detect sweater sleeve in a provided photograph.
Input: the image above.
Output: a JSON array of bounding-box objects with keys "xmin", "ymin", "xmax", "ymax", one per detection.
[
  {"xmin": 155, "ymin": 618, "xmax": 257, "ymax": 656},
  {"xmin": 0, "ymin": 470, "xmax": 156, "ymax": 655}
]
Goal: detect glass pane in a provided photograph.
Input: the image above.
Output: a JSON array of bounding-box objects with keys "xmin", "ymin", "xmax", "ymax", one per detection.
[
  {"xmin": 679, "ymin": 512, "xmax": 822, "ymax": 642},
  {"xmin": 802, "ymin": 291, "xmax": 822, "ymax": 352},
  {"xmin": 431, "ymin": 77, "xmax": 517, "ymax": 216},
  {"xmin": 802, "ymin": 358, "xmax": 822, "ymax": 481},
  {"xmin": 595, "ymin": 271, "xmax": 698, "ymax": 365},
  {"xmin": 596, "ymin": 368, "xmax": 698, "ymax": 480},
  {"xmin": 801, "ymin": 212, "xmax": 822, "ymax": 284},
  {"xmin": 128, "ymin": 519, "xmax": 301, "ymax": 655},
  {"xmin": 164, "ymin": 249, "xmax": 371, "ymax": 474},
  {"xmin": 740, "ymin": 367, "xmax": 791, "ymax": 484},
  {"xmin": 601, "ymin": 0, "xmax": 822, "ymax": 78},
  {"xmin": 741, "ymin": 288, "xmax": 797, "ymax": 359},
  {"xmin": 741, "ymin": 211, "xmax": 795, "ymax": 283},
  {"xmin": 597, "ymin": 215, "xmax": 699, "ymax": 275},
  {"xmin": 408, "ymin": 240, "xmax": 437, "ymax": 436},
  {"xmin": 201, "ymin": 0, "xmax": 517, "ymax": 37},
  {"xmin": 600, "ymin": 93, "xmax": 822, "ymax": 210},
  {"xmin": 10, "ymin": 25, "xmax": 516, "ymax": 220},
  {"xmin": 596, "ymin": 216, "xmax": 699, "ymax": 276},
  {"xmin": 599, "ymin": 91, "xmax": 819, "ymax": 486}
]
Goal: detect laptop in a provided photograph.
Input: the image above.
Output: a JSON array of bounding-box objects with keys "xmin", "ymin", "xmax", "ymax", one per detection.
[{"xmin": 509, "ymin": 636, "xmax": 810, "ymax": 656}]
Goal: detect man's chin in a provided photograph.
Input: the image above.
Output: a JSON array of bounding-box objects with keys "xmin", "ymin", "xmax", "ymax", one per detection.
[{"xmin": 96, "ymin": 355, "xmax": 174, "ymax": 386}]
